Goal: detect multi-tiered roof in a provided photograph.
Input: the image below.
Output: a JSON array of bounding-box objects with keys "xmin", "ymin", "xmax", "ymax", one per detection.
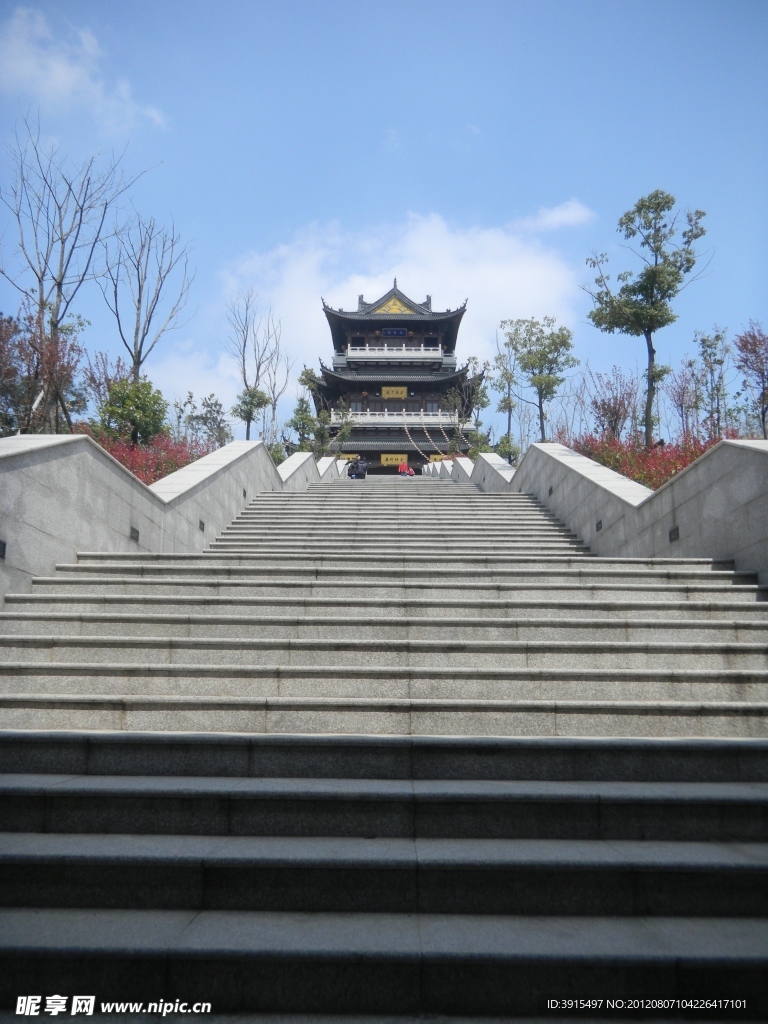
[{"xmin": 314, "ymin": 282, "xmax": 474, "ymax": 468}]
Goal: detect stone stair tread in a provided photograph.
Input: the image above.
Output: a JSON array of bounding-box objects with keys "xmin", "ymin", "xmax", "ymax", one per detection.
[
  {"xmin": 5, "ymin": 635, "xmax": 765, "ymax": 653},
  {"xmin": 9, "ymin": 593, "xmax": 767, "ymax": 616},
  {"xmin": 1, "ymin": 907, "xmax": 766, "ymax": 960},
  {"xmin": 2, "ymin": 731, "xmax": 764, "ymax": 780},
  {"xmin": 3, "ymin": 772, "xmax": 766, "ymax": 801},
  {"xmin": 2, "ymin": 611, "xmax": 766, "ymax": 635},
  {"xmin": 4, "ymin": 692, "xmax": 768, "ymax": 709},
  {"xmin": 3, "ymin": 833, "xmax": 767, "ymax": 869}
]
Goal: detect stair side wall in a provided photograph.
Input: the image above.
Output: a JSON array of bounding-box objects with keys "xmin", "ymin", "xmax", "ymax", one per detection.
[
  {"xmin": 0, "ymin": 436, "xmax": 335, "ymax": 603},
  {"xmin": 512, "ymin": 440, "xmax": 768, "ymax": 583}
]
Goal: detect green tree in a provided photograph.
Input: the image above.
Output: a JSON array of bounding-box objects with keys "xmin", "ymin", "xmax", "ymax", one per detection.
[
  {"xmin": 266, "ymin": 441, "xmax": 287, "ymax": 465},
  {"xmin": 286, "ymin": 394, "xmax": 316, "ymax": 451},
  {"xmin": 495, "ymin": 433, "xmax": 521, "ymax": 464},
  {"xmin": 100, "ymin": 378, "xmax": 168, "ymax": 444},
  {"xmin": 489, "ymin": 332, "xmax": 518, "ymax": 450},
  {"xmin": 231, "ymin": 385, "xmax": 269, "ymax": 440},
  {"xmin": 191, "ymin": 394, "xmax": 233, "ymax": 447},
  {"xmin": 298, "ymin": 365, "xmax": 323, "ymax": 403},
  {"xmin": 442, "ymin": 357, "xmax": 489, "ymax": 450},
  {"xmin": 312, "ymin": 409, "xmax": 332, "ymax": 458},
  {"xmin": 584, "ymin": 190, "xmax": 706, "ymax": 446},
  {"xmin": 500, "ymin": 317, "xmax": 577, "ymax": 442},
  {"xmin": 328, "ymin": 398, "xmax": 354, "ymax": 456}
]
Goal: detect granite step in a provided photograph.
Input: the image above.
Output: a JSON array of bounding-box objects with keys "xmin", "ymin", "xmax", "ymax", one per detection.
[
  {"xmin": 3, "ymin": 663, "xmax": 768, "ymax": 704},
  {"xmin": 29, "ymin": 576, "xmax": 768, "ymax": 603},
  {"xmin": 0, "ymin": 693, "xmax": 766, "ymax": 737},
  {"xmin": 1, "ymin": 909, "xmax": 765, "ymax": 1016},
  {"xmin": 2, "ymin": 634, "xmax": 766, "ymax": 671},
  {"xmin": 3, "ymin": 732, "xmax": 765, "ymax": 781},
  {"xmin": 2, "ymin": 774, "xmax": 766, "ymax": 840},
  {"xmin": 7, "ymin": 592, "xmax": 768, "ymax": 620},
  {"xmin": 2, "ymin": 833, "xmax": 765, "ymax": 916},
  {"xmin": 3, "ymin": 610, "xmax": 767, "ymax": 643}
]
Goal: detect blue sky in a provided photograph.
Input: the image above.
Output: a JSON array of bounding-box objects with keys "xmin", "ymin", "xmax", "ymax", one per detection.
[{"xmin": 0, "ymin": 0, "xmax": 766, "ymax": 438}]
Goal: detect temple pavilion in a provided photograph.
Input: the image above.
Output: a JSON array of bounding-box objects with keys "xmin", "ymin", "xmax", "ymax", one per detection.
[{"xmin": 314, "ymin": 281, "xmax": 476, "ymax": 472}]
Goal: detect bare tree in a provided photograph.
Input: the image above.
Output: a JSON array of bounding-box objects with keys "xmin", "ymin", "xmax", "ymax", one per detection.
[
  {"xmin": 263, "ymin": 328, "xmax": 294, "ymax": 446},
  {"xmin": 225, "ymin": 289, "xmax": 272, "ymax": 390},
  {"xmin": 0, "ymin": 116, "xmax": 137, "ymax": 427},
  {"xmin": 734, "ymin": 321, "xmax": 768, "ymax": 439},
  {"xmin": 587, "ymin": 365, "xmax": 639, "ymax": 439},
  {"xmin": 224, "ymin": 290, "xmax": 290, "ymax": 441},
  {"xmin": 82, "ymin": 350, "xmax": 131, "ymax": 410},
  {"xmin": 665, "ymin": 357, "xmax": 702, "ymax": 438},
  {"xmin": 101, "ymin": 212, "xmax": 193, "ymax": 381}
]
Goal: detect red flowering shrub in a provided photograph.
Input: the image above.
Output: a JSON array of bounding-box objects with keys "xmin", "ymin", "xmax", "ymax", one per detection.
[
  {"xmin": 75, "ymin": 425, "xmax": 217, "ymax": 485},
  {"xmin": 564, "ymin": 433, "xmax": 721, "ymax": 490}
]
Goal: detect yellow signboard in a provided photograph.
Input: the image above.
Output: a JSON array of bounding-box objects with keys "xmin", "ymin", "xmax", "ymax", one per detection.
[
  {"xmin": 382, "ymin": 386, "xmax": 407, "ymax": 399},
  {"xmin": 338, "ymin": 453, "xmax": 360, "ymax": 460},
  {"xmin": 429, "ymin": 454, "xmax": 445, "ymax": 462},
  {"xmin": 381, "ymin": 453, "xmax": 408, "ymax": 466}
]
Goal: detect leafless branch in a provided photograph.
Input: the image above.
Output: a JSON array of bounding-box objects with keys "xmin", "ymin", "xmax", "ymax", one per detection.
[{"xmin": 100, "ymin": 210, "xmax": 194, "ymax": 380}]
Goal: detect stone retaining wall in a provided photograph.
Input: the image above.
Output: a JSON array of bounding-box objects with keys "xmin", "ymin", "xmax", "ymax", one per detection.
[{"xmin": 0, "ymin": 436, "xmax": 346, "ymax": 602}]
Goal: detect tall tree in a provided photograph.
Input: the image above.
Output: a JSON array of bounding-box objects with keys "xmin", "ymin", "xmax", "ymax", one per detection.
[
  {"xmin": 261, "ymin": 321, "xmax": 294, "ymax": 446},
  {"xmin": 101, "ymin": 213, "xmax": 193, "ymax": 381},
  {"xmin": 734, "ymin": 321, "xmax": 768, "ymax": 439},
  {"xmin": 286, "ymin": 393, "xmax": 316, "ymax": 451},
  {"xmin": 0, "ymin": 117, "xmax": 136, "ymax": 428},
  {"xmin": 499, "ymin": 317, "xmax": 577, "ymax": 442},
  {"xmin": 665, "ymin": 357, "xmax": 702, "ymax": 438},
  {"xmin": 0, "ymin": 302, "xmax": 86, "ymax": 434},
  {"xmin": 584, "ymin": 190, "xmax": 706, "ymax": 446},
  {"xmin": 489, "ymin": 332, "xmax": 518, "ymax": 449},
  {"xmin": 224, "ymin": 290, "xmax": 286, "ymax": 439},
  {"xmin": 695, "ymin": 328, "xmax": 731, "ymax": 441}
]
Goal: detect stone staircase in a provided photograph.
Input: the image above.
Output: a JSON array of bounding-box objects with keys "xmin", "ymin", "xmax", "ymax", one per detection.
[{"xmin": 0, "ymin": 475, "xmax": 767, "ymax": 1017}]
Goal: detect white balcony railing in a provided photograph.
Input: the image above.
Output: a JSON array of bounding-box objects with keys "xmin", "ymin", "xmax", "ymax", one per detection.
[
  {"xmin": 346, "ymin": 344, "xmax": 443, "ymax": 359},
  {"xmin": 330, "ymin": 410, "xmax": 459, "ymax": 426}
]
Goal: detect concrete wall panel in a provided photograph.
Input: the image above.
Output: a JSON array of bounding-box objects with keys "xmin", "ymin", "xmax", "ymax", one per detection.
[
  {"xmin": 0, "ymin": 435, "xmax": 334, "ymax": 602},
  {"xmin": 513, "ymin": 440, "xmax": 768, "ymax": 582}
]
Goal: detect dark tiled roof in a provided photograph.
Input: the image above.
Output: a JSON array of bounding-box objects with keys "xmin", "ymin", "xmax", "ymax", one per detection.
[
  {"xmin": 322, "ymin": 283, "xmax": 466, "ymax": 352},
  {"xmin": 323, "ymin": 282, "xmax": 465, "ymax": 318},
  {"xmin": 320, "ymin": 364, "xmax": 468, "ymax": 386},
  {"xmin": 331, "ymin": 438, "xmax": 465, "ymax": 453}
]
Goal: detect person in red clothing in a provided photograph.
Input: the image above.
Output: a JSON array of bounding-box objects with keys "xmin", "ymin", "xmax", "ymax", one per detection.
[{"xmin": 398, "ymin": 460, "xmax": 409, "ymax": 476}]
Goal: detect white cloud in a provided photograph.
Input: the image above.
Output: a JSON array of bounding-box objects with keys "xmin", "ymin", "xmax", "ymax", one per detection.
[
  {"xmin": 153, "ymin": 211, "xmax": 585, "ymax": 439},
  {"xmin": 224, "ymin": 211, "xmax": 581, "ymax": 390},
  {"xmin": 0, "ymin": 7, "xmax": 164, "ymax": 131},
  {"xmin": 513, "ymin": 198, "xmax": 596, "ymax": 232}
]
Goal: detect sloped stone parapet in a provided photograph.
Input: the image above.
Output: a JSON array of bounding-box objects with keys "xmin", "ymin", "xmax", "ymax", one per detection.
[
  {"xmin": 470, "ymin": 452, "xmax": 516, "ymax": 492},
  {"xmin": 513, "ymin": 440, "xmax": 768, "ymax": 584},
  {"xmin": 0, "ymin": 436, "xmax": 332, "ymax": 603},
  {"xmin": 450, "ymin": 457, "xmax": 474, "ymax": 484}
]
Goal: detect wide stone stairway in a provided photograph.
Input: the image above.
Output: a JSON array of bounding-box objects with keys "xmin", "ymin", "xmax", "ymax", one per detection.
[{"xmin": 0, "ymin": 476, "xmax": 767, "ymax": 1017}]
